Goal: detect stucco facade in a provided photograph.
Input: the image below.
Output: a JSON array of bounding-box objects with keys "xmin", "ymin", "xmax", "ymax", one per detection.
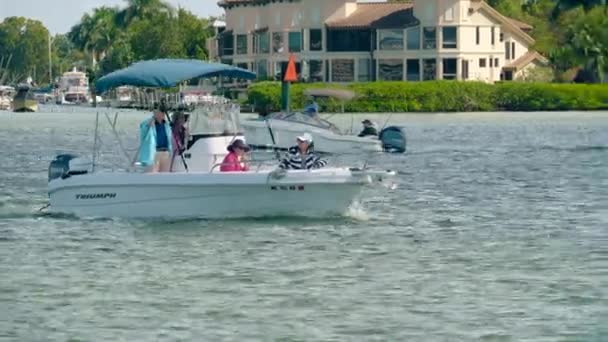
[{"xmin": 214, "ymin": 0, "xmax": 548, "ymax": 83}]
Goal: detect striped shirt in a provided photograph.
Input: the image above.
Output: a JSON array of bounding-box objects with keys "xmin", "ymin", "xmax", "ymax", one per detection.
[{"xmin": 279, "ymin": 146, "xmax": 327, "ymax": 170}]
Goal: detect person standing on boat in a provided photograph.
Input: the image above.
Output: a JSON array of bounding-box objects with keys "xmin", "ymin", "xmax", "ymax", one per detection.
[
  {"xmin": 170, "ymin": 112, "xmax": 188, "ymax": 172},
  {"xmin": 220, "ymin": 139, "xmax": 250, "ymax": 172},
  {"xmin": 279, "ymin": 133, "xmax": 327, "ymax": 170},
  {"xmin": 139, "ymin": 110, "xmax": 173, "ymax": 173},
  {"xmin": 358, "ymin": 119, "xmax": 378, "ymax": 137}
]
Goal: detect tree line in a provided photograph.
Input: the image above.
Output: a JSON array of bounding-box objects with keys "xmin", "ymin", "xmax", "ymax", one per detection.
[{"xmin": 0, "ymin": 0, "xmax": 215, "ymax": 86}]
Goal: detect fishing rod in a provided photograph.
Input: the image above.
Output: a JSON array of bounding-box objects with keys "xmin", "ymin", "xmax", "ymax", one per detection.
[
  {"xmin": 264, "ymin": 117, "xmax": 281, "ymax": 160},
  {"xmin": 264, "ymin": 115, "xmax": 282, "ymax": 161}
]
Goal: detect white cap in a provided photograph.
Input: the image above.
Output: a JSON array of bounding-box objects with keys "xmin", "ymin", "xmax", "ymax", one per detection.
[{"xmin": 296, "ymin": 133, "xmax": 313, "ymax": 143}]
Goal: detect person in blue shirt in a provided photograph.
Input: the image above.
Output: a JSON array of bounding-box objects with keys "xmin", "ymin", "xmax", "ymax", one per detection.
[{"xmin": 139, "ymin": 110, "xmax": 173, "ymax": 172}]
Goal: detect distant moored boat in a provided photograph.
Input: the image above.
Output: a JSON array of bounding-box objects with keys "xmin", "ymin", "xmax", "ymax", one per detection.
[{"xmin": 12, "ymin": 84, "xmax": 38, "ymax": 112}]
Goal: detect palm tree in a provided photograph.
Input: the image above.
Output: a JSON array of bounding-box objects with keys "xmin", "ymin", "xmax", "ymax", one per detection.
[
  {"xmin": 68, "ymin": 7, "xmax": 119, "ymax": 67},
  {"xmin": 115, "ymin": 0, "xmax": 174, "ymax": 28}
]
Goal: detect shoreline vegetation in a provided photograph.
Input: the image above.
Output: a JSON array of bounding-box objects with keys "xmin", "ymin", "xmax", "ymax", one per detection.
[{"xmin": 246, "ymin": 81, "xmax": 608, "ymax": 113}]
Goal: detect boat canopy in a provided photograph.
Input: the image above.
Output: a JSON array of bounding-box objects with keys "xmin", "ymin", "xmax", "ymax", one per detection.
[
  {"xmin": 303, "ymin": 88, "xmax": 356, "ymax": 101},
  {"xmin": 95, "ymin": 59, "xmax": 257, "ymax": 93}
]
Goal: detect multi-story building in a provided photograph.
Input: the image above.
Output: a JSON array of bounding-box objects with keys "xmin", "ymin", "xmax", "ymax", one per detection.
[{"xmin": 212, "ymin": 0, "xmax": 548, "ymax": 82}]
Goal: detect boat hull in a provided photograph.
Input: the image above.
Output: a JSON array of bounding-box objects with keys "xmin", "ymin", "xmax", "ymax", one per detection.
[
  {"xmin": 12, "ymin": 99, "xmax": 38, "ymax": 112},
  {"xmin": 48, "ymin": 169, "xmax": 372, "ymax": 219},
  {"xmin": 242, "ymin": 119, "xmax": 383, "ymax": 154}
]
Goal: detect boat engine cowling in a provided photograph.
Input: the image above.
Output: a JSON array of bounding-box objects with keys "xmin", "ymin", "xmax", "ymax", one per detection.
[
  {"xmin": 48, "ymin": 154, "xmax": 89, "ymax": 181},
  {"xmin": 379, "ymin": 126, "xmax": 407, "ymax": 153}
]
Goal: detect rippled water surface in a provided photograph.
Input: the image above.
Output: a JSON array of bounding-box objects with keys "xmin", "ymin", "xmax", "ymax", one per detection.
[{"xmin": 1, "ymin": 108, "xmax": 607, "ymax": 341}]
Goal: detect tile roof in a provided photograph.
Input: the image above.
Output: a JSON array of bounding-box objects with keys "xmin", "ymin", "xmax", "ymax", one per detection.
[
  {"xmin": 504, "ymin": 51, "xmax": 549, "ymax": 70},
  {"xmin": 218, "ymin": 0, "xmax": 299, "ymax": 7},
  {"xmin": 506, "ymin": 17, "xmax": 533, "ymax": 31},
  {"xmin": 326, "ymin": 3, "xmax": 417, "ymax": 29}
]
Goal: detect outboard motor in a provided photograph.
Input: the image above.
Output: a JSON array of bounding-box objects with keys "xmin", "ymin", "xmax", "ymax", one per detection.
[
  {"xmin": 379, "ymin": 126, "xmax": 407, "ymax": 153},
  {"xmin": 48, "ymin": 154, "xmax": 89, "ymax": 181}
]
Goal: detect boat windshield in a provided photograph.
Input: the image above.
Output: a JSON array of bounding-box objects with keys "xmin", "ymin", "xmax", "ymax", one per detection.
[
  {"xmin": 187, "ymin": 100, "xmax": 242, "ymax": 135},
  {"xmin": 269, "ymin": 111, "xmax": 342, "ymax": 134}
]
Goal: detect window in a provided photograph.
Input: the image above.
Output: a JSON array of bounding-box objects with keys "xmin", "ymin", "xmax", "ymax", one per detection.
[
  {"xmin": 288, "ymin": 31, "xmax": 302, "ymax": 52},
  {"xmin": 259, "ymin": 32, "xmax": 270, "ymax": 53},
  {"xmin": 490, "ymin": 58, "xmax": 493, "ymax": 67},
  {"xmin": 423, "ymin": 59, "xmax": 436, "ymax": 80},
  {"xmin": 236, "ymin": 34, "xmax": 247, "ymax": 55},
  {"xmin": 476, "ymin": 26, "xmax": 480, "ymax": 45},
  {"xmin": 327, "ymin": 29, "xmax": 372, "ymax": 52},
  {"xmin": 423, "ymin": 27, "xmax": 436, "ymax": 49},
  {"xmin": 505, "ymin": 41, "xmax": 510, "ymax": 60},
  {"xmin": 310, "ymin": 29, "xmax": 322, "ymax": 51},
  {"xmin": 256, "ymin": 60, "xmax": 268, "ymax": 79},
  {"xmin": 461, "ymin": 60, "xmax": 469, "ymax": 80},
  {"xmin": 221, "ymin": 33, "xmax": 234, "ymax": 56},
  {"xmin": 491, "ymin": 27, "xmax": 495, "ymax": 45},
  {"xmin": 309, "ymin": 60, "xmax": 323, "ymax": 82},
  {"xmin": 445, "ymin": 7, "xmax": 454, "ymax": 21},
  {"xmin": 511, "ymin": 42, "xmax": 516, "ymax": 59},
  {"xmin": 500, "ymin": 32, "xmax": 504, "ymax": 42},
  {"xmin": 442, "ymin": 58, "xmax": 457, "ymax": 80},
  {"xmin": 272, "ymin": 32, "xmax": 284, "ymax": 53},
  {"xmin": 379, "ymin": 29, "xmax": 403, "ymax": 50},
  {"xmin": 494, "ymin": 58, "xmax": 499, "ymax": 67},
  {"xmin": 442, "ymin": 27, "xmax": 457, "ymax": 49},
  {"xmin": 407, "ymin": 27, "xmax": 420, "ymax": 50},
  {"xmin": 479, "ymin": 58, "xmax": 486, "ymax": 68},
  {"xmin": 406, "ymin": 59, "xmax": 420, "ymax": 81},
  {"xmin": 378, "ymin": 59, "xmax": 403, "ymax": 81},
  {"xmin": 331, "ymin": 59, "xmax": 354, "ymax": 82},
  {"xmin": 252, "ymin": 34, "xmax": 258, "ymax": 54},
  {"xmin": 358, "ymin": 59, "xmax": 371, "ymax": 81}
]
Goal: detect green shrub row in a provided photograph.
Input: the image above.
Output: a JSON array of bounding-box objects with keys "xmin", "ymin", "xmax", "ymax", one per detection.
[{"xmin": 246, "ymin": 81, "xmax": 608, "ymax": 113}]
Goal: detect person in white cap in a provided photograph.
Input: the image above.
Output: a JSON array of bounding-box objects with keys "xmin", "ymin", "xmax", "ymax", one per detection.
[{"xmin": 278, "ymin": 133, "xmax": 327, "ymax": 170}]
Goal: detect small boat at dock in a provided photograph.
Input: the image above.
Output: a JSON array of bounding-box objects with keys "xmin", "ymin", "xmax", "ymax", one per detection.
[
  {"xmin": 0, "ymin": 85, "xmax": 15, "ymax": 110},
  {"xmin": 12, "ymin": 84, "xmax": 38, "ymax": 112}
]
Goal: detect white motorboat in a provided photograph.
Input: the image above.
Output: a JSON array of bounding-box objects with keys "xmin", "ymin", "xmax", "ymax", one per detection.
[
  {"xmin": 55, "ymin": 67, "xmax": 92, "ymax": 105},
  {"xmin": 242, "ymin": 89, "xmax": 407, "ymax": 154},
  {"xmin": 47, "ymin": 59, "xmax": 396, "ymax": 219},
  {"xmin": 48, "ymin": 163, "xmax": 388, "ymax": 219}
]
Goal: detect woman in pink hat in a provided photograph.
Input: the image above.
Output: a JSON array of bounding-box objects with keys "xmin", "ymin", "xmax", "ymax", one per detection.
[{"xmin": 220, "ymin": 139, "xmax": 251, "ymax": 172}]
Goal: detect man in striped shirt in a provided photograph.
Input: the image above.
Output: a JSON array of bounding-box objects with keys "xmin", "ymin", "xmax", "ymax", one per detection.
[{"xmin": 279, "ymin": 133, "xmax": 327, "ymax": 170}]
